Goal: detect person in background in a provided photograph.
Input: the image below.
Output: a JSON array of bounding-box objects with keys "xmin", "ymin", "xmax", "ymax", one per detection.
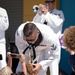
[
  {"xmin": 33, "ymin": 0, "xmax": 65, "ymax": 38},
  {"xmin": 15, "ymin": 21, "xmax": 60, "ymax": 75},
  {"xmin": 63, "ymin": 26, "xmax": 75, "ymax": 75},
  {"xmin": 0, "ymin": 7, "xmax": 9, "ymax": 70}
]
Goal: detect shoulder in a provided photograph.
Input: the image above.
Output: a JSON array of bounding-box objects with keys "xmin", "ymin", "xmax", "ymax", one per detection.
[
  {"xmin": 51, "ymin": 9, "xmax": 64, "ymax": 18},
  {"xmin": 52, "ymin": 9, "xmax": 64, "ymax": 15},
  {"xmin": 0, "ymin": 7, "xmax": 6, "ymax": 12},
  {"xmin": 34, "ymin": 22, "xmax": 55, "ymax": 36},
  {"xmin": 0, "ymin": 7, "xmax": 8, "ymax": 16},
  {"xmin": 17, "ymin": 23, "xmax": 26, "ymax": 31},
  {"xmin": 16, "ymin": 22, "xmax": 26, "ymax": 37}
]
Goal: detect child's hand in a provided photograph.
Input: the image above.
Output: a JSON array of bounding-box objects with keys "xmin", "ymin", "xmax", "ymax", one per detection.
[
  {"xmin": 19, "ymin": 53, "xmax": 25, "ymax": 63},
  {"xmin": 7, "ymin": 52, "xmax": 12, "ymax": 59}
]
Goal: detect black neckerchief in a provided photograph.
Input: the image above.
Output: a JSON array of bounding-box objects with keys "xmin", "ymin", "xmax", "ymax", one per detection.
[{"xmin": 23, "ymin": 32, "xmax": 43, "ymax": 60}]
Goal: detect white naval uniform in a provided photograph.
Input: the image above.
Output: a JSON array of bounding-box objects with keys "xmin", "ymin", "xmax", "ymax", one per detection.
[
  {"xmin": 0, "ymin": 7, "xmax": 9, "ymax": 70},
  {"xmin": 15, "ymin": 22, "xmax": 61, "ymax": 75},
  {"xmin": 33, "ymin": 9, "xmax": 65, "ymax": 38}
]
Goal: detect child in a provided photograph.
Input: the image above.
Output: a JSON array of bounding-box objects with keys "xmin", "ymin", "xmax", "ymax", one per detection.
[{"xmin": 63, "ymin": 26, "xmax": 75, "ymax": 74}]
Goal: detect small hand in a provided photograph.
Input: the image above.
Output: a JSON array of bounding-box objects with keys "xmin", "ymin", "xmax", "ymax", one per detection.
[
  {"xmin": 32, "ymin": 63, "xmax": 42, "ymax": 74},
  {"xmin": 19, "ymin": 53, "xmax": 25, "ymax": 63},
  {"xmin": 38, "ymin": 4, "xmax": 48, "ymax": 15},
  {"xmin": 7, "ymin": 52, "xmax": 12, "ymax": 59},
  {"xmin": 41, "ymin": 7, "xmax": 48, "ymax": 14}
]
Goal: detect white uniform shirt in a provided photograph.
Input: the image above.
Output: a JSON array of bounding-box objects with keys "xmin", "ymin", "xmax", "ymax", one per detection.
[
  {"xmin": 0, "ymin": 7, "xmax": 9, "ymax": 42},
  {"xmin": 15, "ymin": 22, "xmax": 61, "ymax": 75},
  {"xmin": 0, "ymin": 7, "xmax": 9, "ymax": 70},
  {"xmin": 33, "ymin": 9, "xmax": 65, "ymax": 38}
]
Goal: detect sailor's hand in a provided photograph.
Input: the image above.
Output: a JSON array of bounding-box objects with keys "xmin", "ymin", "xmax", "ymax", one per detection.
[{"xmin": 32, "ymin": 63, "xmax": 42, "ymax": 74}]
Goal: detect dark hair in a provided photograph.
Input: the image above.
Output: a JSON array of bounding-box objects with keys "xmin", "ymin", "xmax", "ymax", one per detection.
[
  {"xmin": 11, "ymin": 72, "xmax": 25, "ymax": 75},
  {"xmin": 63, "ymin": 26, "xmax": 75, "ymax": 51},
  {"xmin": 23, "ymin": 23, "xmax": 38, "ymax": 37}
]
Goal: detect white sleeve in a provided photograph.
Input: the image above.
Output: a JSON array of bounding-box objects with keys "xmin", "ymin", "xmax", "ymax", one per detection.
[
  {"xmin": 0, "ymin": 8, "xmax": 9, "ymax": 31},
  {"xmin": 39, "ymin": 34, "xmax": 60, "ymax": 70},
  {"xmin": 33, "ymin": 13, "xmax": 38, "ymax": 22},
  {"xmin": 33, "ymin": 13, "xmax": 41, "ymax": 23},
  {"xmin": 45, "ymin": 11, "xmax": 65, "ymax": 28}
]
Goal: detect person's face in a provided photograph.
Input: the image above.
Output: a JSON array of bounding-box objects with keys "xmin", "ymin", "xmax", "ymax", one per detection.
[
  {"xmin": 25, "ymin": 30, "xmax": 40, "ymax": 44},
  {"xmin": 44, "ymin": 0, "xmax": 55, "ymax": 11}
]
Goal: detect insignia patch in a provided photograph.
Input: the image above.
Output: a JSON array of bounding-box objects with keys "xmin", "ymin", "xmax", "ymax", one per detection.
[{"xmin": 51, "ymin": 44, "xmax": 57, "ymax": 50}]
